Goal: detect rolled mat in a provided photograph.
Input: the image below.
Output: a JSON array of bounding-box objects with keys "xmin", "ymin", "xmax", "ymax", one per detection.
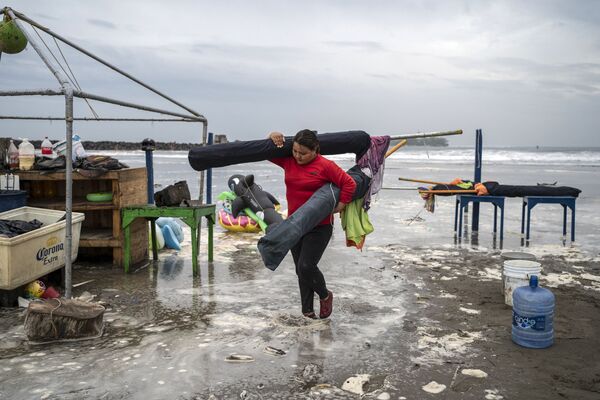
[
  {"xmin": 188, "ymin": 130, "xmax": 371, "ymax": 171},
  {"xmin": 258, "ymin": 183, "xmax": 340, "ymax": 271}
]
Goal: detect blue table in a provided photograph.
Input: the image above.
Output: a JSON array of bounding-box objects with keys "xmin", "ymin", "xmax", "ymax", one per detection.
[
  {"xmin": 521, "ymin": 196, "xmax": 576, "ymax": 242},
  {"xmin": 455, "ymin": 195, "xmax": 505, "ymax": 240}
]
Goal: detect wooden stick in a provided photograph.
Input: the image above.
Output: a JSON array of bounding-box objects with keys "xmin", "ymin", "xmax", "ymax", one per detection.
[
  {"xmin": 398, "ymin": 177, "xmax": 447, "ymax": 185},
  {"xmin": 418, "ymin": 189, "xmax": 478, "ymax": 194},
  {"xmin": 385, "ymin": 139, "xmax": 407, "ymax": 158}
]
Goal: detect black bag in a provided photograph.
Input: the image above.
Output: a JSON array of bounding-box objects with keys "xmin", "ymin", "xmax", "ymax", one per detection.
[{"xmin": 154, "ymin": 181, "xmax": 191, "ymax": 207}]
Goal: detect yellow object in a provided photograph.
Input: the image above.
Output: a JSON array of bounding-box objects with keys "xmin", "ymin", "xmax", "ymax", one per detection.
[
  {"xmin": 25, "ymin": 280, "xmax": 46, "ymax": 298},
  {"xmin": 217, "ymin": 209, "xmax": 261, "ymax": 233},
  {"xmin": 18, "ymin": 155, "xmax": 34, "ymax": 171}
]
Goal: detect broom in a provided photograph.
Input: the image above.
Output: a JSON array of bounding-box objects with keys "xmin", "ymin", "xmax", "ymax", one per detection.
[{"xmin": 24, "ymin": 298, "xmax": 105, "ymax": 343}]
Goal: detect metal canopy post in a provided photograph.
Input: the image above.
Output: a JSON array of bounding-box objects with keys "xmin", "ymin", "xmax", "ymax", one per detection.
[
  {"xmin": 64, "ymin": 90, "xmax": 74, "ymax": 298},
  {"xmin": 472, "ymin": 129, "xmax": 483, "ymax": 233},
  {"xmin": 1, "ymin": 7, "xmax": 209, "ymax": 298}
]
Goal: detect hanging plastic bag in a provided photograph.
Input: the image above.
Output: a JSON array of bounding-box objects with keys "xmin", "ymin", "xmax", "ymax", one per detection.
[{"xmin": 52, "ymin": 134, "xmax": 87, "ymax": 161}]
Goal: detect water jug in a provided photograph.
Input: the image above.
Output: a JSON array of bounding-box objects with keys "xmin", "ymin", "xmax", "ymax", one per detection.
[
  {"xmin": 18, "ymin": 138, "xmax": 35, "ymax": 171},
  {"xmin": 8, "ymin": 140, "xmax": 19, "ymax": 169},
  {"xmin": 41, "ymin": 137, "xmax": 53, "ymax": 155},
  {"xmin": 512, "ymin": 275, "xmax": 554, "ymax": 348}
]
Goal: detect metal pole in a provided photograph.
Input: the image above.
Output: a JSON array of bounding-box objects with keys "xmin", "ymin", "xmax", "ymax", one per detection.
[
  {"xmin": 0, "ymin": 89, "xmax": 63, "ymax": 96},
  {"xmin": 142, "ymin": 139, "xmax": 156, "ymax": 204},
  {"xmin": 6, "ymin": 9, "xmax": 71, "ymax": 90},
  {"xmin": 7, "ymin": 8, "xmax": 76, "ymax": 298},
  {"xmin": 64, "ymin": 89, "xmax": 74, "ymax": 299},
  {"xmin": 74, "ymin": 91, "xmax": 205, "ymax": 121},
  {"xmin": 198, "ymin": 122, "xmax": 207, "ymax": 202},
  {"xmin": 0, "ymin": 116, "xmax": 204, "ymax": 122},
  {"xmin": 8, "ymin": 7, "xmax": 203, "ymax": 119},
  {"xmin": 388, "ymin": 129, "xmax": 462, "ymax": 141},
  {"xmin": 206, "ymin": 132, "xmax": 213, "ymax": 204},
  {"xmin": 472, "ymin": 129, "xmax": 483, "ymax": 233}
]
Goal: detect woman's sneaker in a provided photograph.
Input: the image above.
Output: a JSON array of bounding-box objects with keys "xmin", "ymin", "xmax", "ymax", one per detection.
[{"xmin": 319, "ymin": 290, "xmax": 333, "ymax": 318}]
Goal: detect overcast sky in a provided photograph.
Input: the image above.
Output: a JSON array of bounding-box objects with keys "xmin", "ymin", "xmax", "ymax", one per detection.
[{"xmin": 1, "ymin": 0, "xmax": 599, "ymax": 147}]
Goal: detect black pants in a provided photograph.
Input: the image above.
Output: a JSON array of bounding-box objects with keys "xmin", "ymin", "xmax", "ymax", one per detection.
[{"xmin": 291, "ymin": 224, "xmax": 333, "ymax": 314}]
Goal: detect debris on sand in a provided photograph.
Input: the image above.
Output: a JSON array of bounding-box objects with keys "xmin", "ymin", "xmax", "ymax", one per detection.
[
  {"xmin": 224, "ymin": 354, "xmax": 254, "ymax": 363},
  {"xmin": 461, "ymin": 368, "xmax": 488, "ymax": 378},
  {"xmin": 301, "ymin": 363, "xmax": 322, "ymax": 384},
  {"xmin": 341, "ymin": 374, "xmax": 370, "ymax": 395},
  {"xmin": 309, "ymin": 383, "xmax": 347, "ymax": 397},
  {"xmin": 422, "ymin": 381, "xmax": 446, "ymax": 394},
  {"xmin": 263, "ymin": 346, "xmax": 286, "ymax": 356}
]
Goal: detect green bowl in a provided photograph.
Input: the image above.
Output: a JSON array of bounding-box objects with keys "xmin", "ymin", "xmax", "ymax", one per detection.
[{"xmin": 86, "ymin": 192, "xmax": 113, "ymax": 202}]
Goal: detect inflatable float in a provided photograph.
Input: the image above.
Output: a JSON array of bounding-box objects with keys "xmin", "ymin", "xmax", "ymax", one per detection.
[{"xmin": 217, "ymin": 175, "xmax": 284, "ymax": 233}]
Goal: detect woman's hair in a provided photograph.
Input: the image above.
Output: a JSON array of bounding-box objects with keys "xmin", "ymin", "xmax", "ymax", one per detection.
[{"xmin": 293, "ymin": 129, "xmax": 320, "ymax": 153}]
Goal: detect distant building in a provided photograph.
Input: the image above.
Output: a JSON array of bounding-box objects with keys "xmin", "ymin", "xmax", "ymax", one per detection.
[{"xmin": 214, "ymin": 134, "xmax": 228, "ymax": 144}]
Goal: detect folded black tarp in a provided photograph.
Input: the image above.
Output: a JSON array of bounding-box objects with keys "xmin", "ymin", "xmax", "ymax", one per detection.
[
  {"xmin": 188, "ymin": 131, "xmax": 371, "ymax": 171},
  {"xmin": 429, "ymin": 182, "xmax": 581, "ymax": 198}
]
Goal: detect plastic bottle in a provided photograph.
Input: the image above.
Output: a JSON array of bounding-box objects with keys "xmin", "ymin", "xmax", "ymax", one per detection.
[
  {"xmin": 512, "ymin": 275, "xmax": 555, "ymax": 349},
  {"xmin": 8, "ymin": 140, "xmax": 19, "ymax": 169},
  {"xmin": 18, "ymin": 139, "xmax": 35, "ymax": 171},
  {"xmin": 41, "ymin": 136, "xmax": 53, "ymax": 155}
]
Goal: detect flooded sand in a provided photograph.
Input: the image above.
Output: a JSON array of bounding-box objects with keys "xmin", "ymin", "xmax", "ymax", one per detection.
[
  {"xmin": 1, "ymin": 223, "xmax": 599, "ymax": 399},
  {"xmin": 1, "ymin": 152, "xmax": 600, "ymax": 399}
]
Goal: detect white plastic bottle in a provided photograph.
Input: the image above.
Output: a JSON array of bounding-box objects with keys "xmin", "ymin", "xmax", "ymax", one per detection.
[
  {"xmin": 18, "ymin": 138, "xmax": 35, "ymax": 170},
  {"xmin": 41, "ymin": 136, "xmax": 53, "ymax": 155},
  {"xmin": 8, "ymin": 139, "xmax": 19, "ymax": 169}
]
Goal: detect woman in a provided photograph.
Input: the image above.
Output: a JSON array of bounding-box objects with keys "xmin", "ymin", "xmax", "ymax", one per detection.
[{"xmin": 269, "ymin": 129, "xmax": 356, "ymax": 319}]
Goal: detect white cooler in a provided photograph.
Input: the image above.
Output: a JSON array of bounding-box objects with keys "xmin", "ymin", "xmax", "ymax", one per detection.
[{"xmin": 0, "ymin": 207, "xmax": 85, "ymax": 290}]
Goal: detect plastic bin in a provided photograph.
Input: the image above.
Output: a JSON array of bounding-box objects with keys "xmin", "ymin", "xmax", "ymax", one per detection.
[
  {"xmin": 0, "ymin": 190, "xmax": 27, "ymax": 212},
  {"xmin": 0, "ymin": 207, "xmax": 85, "ymax": 290}
]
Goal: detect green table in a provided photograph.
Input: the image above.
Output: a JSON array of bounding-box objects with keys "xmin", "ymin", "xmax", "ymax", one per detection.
[{"xmin": 122, "ymin": 204, "xmax": 215, "ymax": 275}]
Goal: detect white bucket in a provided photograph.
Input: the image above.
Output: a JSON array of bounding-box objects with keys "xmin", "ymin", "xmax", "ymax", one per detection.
[{"xmin": 503, "ymin": 259, "xmax": 542, "ymax": 306}]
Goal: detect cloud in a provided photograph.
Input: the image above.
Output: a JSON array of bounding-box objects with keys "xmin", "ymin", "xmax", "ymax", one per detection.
[
  {"xmin": 87, "ymin": 19, "xmax": 117, "ymax": 30},
  {"xmin": 323, "ymin": 41, "xmax": 386, "ymax": 52}
]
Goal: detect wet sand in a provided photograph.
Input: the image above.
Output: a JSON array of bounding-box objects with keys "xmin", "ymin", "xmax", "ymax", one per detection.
[
  {"xmin": 0, "ymin": 222, "xmax": 599, "ymax": 399},
  {"xmin": 1, "ymin": 154, "xmax": 599, "ymax": 399}
]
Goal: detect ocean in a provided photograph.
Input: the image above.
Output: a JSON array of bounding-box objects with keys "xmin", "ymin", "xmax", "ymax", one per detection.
[{"xmin": 97, "ymin": 146, "xmax": 600, "ymax": 256}]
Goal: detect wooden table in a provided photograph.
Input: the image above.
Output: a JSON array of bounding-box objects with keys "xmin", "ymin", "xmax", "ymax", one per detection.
[{"xmin": 121, "ymin": 204, "xmax": 215, "ymax": 275}]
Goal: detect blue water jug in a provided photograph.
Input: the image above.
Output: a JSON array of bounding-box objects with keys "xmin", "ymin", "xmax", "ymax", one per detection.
[{"xmin": 512, "ymin": 275, "xmax": 554, "ymax": 348}]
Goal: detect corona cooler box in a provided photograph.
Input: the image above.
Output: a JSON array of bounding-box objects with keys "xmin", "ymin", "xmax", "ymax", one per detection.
[{"xmin": 0, "ymin": 207, "xmax": 84, "ymax": 290}]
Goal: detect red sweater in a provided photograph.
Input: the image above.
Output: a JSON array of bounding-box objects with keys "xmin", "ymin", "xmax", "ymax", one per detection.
[{"xmin": 270, "ymin": 154, "xmax": 356, "ymax": 225}]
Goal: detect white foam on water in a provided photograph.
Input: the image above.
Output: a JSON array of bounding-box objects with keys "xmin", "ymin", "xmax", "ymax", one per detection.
[
  {"xmin": 341, "ymin": 374, "xmax": 370, "ymax": 395},
  {"xmin": 479, "ymin": 267, "xmax": 502, "ymax": 280},
  {"xmin": 422, "ymin": 381, "xmax": 446, "ymax": 394},
  {"xmin": 439, "ymin": 292, "xmax": 457, "ymax": 299},
  {"xmin": 461, "ymin": 368, "xmax": 488, "ymax": 378},
  {"xmin": 485, "ymin": 389, "xmax": 504, "ymax": 399},
  {"xmin": 414, "ymin": 327, "xmax": 483, "ymax": 365},
  {"xmin": 459, "ymin": 307, "xmax": 481, "ymax": 315}
]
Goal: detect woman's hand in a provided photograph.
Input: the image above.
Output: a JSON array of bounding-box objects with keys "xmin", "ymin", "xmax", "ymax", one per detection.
[
  {"xmin": 333, "ymin": 202, "xmax": 347, "ymax": 214},
  {"xmin": 269, "ymin": 131, "xmax": 285, "ymax": 148}
]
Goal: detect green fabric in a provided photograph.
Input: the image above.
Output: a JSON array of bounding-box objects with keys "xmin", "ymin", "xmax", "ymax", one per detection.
[
  {"xmin": 457, "ymin": 181, "xmax": 473, "ymax": 189},
  {"xmin": 341, "ymin": 197, "xmax": 374, "ymax": 248}
]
